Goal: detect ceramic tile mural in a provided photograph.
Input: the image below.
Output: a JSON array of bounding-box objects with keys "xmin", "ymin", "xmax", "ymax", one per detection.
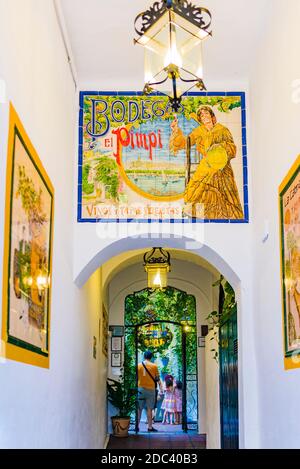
[
  {"xmin": 78, "ymin": 92, "xmax": 248, "ymax": 223},
  {"xmin": 2, "ymin": 104, "xmax": 54, "ymax": 368},
  {"xmin": 279, "ymin": 155, "xmax": 300, "ymax": 369}
]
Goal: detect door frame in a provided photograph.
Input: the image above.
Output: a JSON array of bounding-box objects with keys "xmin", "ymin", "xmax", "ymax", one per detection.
[{"xmin": 125, "ymin": 319, "xmax": 197, "ymax": 434}]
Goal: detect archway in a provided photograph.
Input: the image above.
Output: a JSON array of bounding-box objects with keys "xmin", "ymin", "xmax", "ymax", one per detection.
[
  {"xmin": 76, "ymin": 235, "xmax": 245, "ymax": 448},
  {"xmin": 124, "ymin": 286, "xmax": 198, "ymax": 434}
]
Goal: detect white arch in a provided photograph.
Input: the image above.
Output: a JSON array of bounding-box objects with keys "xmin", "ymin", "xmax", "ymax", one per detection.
[
  {"xmin": 74, "ymin": 231, "xmax": 260, "ymax": 448},
  {"xmin": 75, "ymin": 233, "xmax": 241, "ymax": 289}
]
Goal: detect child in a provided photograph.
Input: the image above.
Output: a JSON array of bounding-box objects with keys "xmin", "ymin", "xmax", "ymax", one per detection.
[
  {"xmin": 174, "ymin": 380, "xmax": 183, "ymax": 425},
  {"xmin": 161, "ymin": 378, "xmax": 176, "ymax": 425}
]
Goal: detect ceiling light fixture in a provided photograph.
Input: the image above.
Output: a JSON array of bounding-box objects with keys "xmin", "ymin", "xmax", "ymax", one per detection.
[
  {"xmin": 144, "ymin": 247, "xmax": 171, "ymax": 289},
  {"xmin": 134, "ymin": 0, "xmax": 212, "ymax": 111}
]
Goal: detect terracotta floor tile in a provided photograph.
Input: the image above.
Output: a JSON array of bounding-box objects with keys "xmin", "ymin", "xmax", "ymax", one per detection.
[{"xmin": 107, "ymin": 432, "xmax": 206, "ymax": 450}]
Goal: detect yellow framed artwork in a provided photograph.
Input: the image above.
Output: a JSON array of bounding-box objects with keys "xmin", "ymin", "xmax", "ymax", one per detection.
[
  {"xmin": 1, "ymin": 103, "xmax": 54, "ymax": 368},
  {"xmin": 279, "ymin": 155, "xmax": 300, "ymax": 370}
]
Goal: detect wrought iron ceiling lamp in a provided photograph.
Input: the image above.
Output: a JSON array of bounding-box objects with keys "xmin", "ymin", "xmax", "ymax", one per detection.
[
  {"xmin": 134, "ymin": 0, "xmax": 212, "ymax": 111},
  {"xmin": 144, "ymin": 247, "xmax": 171, "ymax": 289}
]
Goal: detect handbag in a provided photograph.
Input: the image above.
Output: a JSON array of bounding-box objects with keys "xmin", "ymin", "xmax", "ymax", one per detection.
[{"xmin": 142, "ymin": 362, "xmax": 160, "ymax": 408}]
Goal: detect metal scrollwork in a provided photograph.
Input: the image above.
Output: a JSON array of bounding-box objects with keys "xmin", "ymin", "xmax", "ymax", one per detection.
[
  {"xmin": 134, "ymin": 0, "xmax": 212, "ymax": 38},
  {"xmin": 173, "ymin": 0, "xmax": 212, "ymax": 33},
  {"xmin": 143, "ymin": 247, "xmax": 171, "ymax": 266},
  {"xmin": 134, "ymin": 1, "xmax": 167, "ymax": 37}
]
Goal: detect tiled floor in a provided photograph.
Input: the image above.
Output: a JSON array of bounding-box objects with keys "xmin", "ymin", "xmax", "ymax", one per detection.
[{"xmin": 107, "ymin": 427, "xmax": 206, "ymax": 450}]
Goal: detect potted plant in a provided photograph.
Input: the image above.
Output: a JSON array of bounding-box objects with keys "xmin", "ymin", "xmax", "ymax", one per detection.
[{"xmin": 107, "ymin": 376, "xmax": 137, "ymax": 438}]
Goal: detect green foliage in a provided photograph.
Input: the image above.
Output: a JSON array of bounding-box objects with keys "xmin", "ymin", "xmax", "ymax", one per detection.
[
  {"xmin": 82, "ymin": 164, "xmax": 94, "ymax": 195},
  {"xmin": 206, "ymin": 275, "xmax": 237, "ymax": 362},
  {"xmin": 16, "ymin": 166, "xmax": 46, "ymax": 225},
  {"xmin": 186, "ymin": 329, "xmax": 197, "ymax": 374},
  {"xmin": 181, "ymin": 96, "xmax": 242, "ymax": 120},
  {"xmin": 125, "ymin": 287, "xmax": 196, "ymax": 326},
  {"xmin": 124, "ymin": 329, "xmax": 136, "ymax": 396},
  {"xmin": 96, "ymin": 156, "xmax": 119, "ymax": 200},
  {"xmin": 17, "ymin": 241, "xmax": 32, "ymax": 295},
  {"xmin": 124, "ymin": 287, "xmax": 197, "ymax": 390},
  {"xmin": 107, "ymin": 375, "xmax": 137, "ymax": 418}
]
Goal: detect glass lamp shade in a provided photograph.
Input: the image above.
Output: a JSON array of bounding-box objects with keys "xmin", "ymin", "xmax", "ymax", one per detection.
[
  {"xmin": 145, "ymin": 264, "xmax": 170, "ymax": 289},
  {"xmin": 136, "ymin": 8, "xmax": 209, "ymax": 99},
  {"xmin": 181, "ymin": 319, "xmax": 194, "ymax": 333}
]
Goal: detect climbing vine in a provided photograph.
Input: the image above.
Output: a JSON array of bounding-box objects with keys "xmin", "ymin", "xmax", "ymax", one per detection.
[{"xmin": 124, "ymin": 287, "xmax": 197, "ymax": 385}]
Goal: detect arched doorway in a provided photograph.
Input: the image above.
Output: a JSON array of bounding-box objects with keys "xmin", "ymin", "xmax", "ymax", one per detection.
[
  {"xmin": 76, "ymin": 237, "xmax": 250, "ymax": 448},
  {"xmin": 124, "ymin": 286, "xmax": 198, "ymax": 434}
]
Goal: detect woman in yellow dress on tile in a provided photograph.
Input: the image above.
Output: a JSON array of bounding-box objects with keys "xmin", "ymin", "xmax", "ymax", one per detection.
[{"xmin": 169, "ymin": 105, "xmax": 244, "ymax": 219}]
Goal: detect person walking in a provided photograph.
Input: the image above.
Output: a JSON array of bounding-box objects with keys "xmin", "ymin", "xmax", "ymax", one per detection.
[{"xmin": 137, "ymin": 350, "xmax": 162, "ymax": 432}]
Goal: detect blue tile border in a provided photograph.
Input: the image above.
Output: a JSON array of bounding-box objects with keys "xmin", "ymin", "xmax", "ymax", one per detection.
[
  {"xmin": 78, "ymin": 165, "xmax": 82, "ymax": 181},
  {"xmin": 78, "ymin": 127, "xmax": 83, "ymax": 146},
  {"xmin": 242, "ymin": 110, "xmax": 246, "ymax": 128},
  {"xmin": 77, "ymin": 91, "xmax": 249, "ymax": 224},
  {"xmin": 207, "ymin": 92, "xmax": 225, "ymax": 96},
  {"xmin": 244, "ymin": 185, "xmax": 249, "ymax": 204},
  {"xmin": 78, "ymin": 145, "xmax": 83, "ymax": 166},
  {"xmin": 79, "ymin": 111, "xmax": 83, "ymax": 127},
  {"xmin": 76, "ymin": 216, "xmax": 250, "ymax": 224}
]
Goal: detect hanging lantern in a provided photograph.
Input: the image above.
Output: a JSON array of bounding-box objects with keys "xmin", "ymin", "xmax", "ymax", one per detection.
[
  {"xmin": 144, "ymin": 247, "xmax": 171, "ymax": 289},
  {"xmin": 134, "ymin": 0, "xmax": 212, "ymax": 111}
]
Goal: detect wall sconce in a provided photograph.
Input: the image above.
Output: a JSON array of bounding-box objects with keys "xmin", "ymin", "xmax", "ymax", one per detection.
[
  {"xmin": 134, "ymin": 0, "xmax": 212, "ymax": 111},
  {"xmin": 144, "ymin": 247, "xmax": 171, "ymax": 289}
]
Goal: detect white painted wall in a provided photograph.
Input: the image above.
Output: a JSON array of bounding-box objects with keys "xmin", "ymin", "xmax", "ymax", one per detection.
[
  {"xmin": 0, "ymin": 0, "xmax": 107, "ymax": 449},
  {"xmin": 249, "ymin": 0, "xmax": 300, "ymax": 449},
  {"xmin": 107, "ymin": 258, "xmax": 219, "ymax": 433},
  {"xmin": 205, "ymin": 329, "xmax": 221, "ymax": 449}
]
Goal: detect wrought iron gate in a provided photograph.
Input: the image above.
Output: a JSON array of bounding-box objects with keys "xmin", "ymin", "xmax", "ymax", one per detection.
[{"xmin": 125, "ymin": 320, "xmax": 198, "ymax": 433}]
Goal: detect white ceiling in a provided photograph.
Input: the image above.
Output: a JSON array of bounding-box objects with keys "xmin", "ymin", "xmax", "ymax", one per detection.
[{"xmin": 60, "ymin": 0, "xmax": 271, "ymax": 89}]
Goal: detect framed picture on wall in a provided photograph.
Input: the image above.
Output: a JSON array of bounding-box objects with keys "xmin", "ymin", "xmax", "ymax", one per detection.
[
  {"xmin": 109, "ymin": 325, "xmax": 124, "ymax": 337},
  {"xmin": 102, "ymin": 304, "xmax": 108, "ymax": 357},
  {"xmin": 111, "ymin": 352, "xmax": 122, "ymax": 368},
  {"xmin": 198, "ymin": 337, "xmax": 206, "ymax": 348},
  {"xmin": 279, "ymin": 155, "xmax": 300, "ymax": 370},
  {"xmin": 111, "ymin": 336, "xmax": 122, "ymax": 352},
  {"xmin": 1, "ymin": 103, "xmax": 54, "ymax": 369}
]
